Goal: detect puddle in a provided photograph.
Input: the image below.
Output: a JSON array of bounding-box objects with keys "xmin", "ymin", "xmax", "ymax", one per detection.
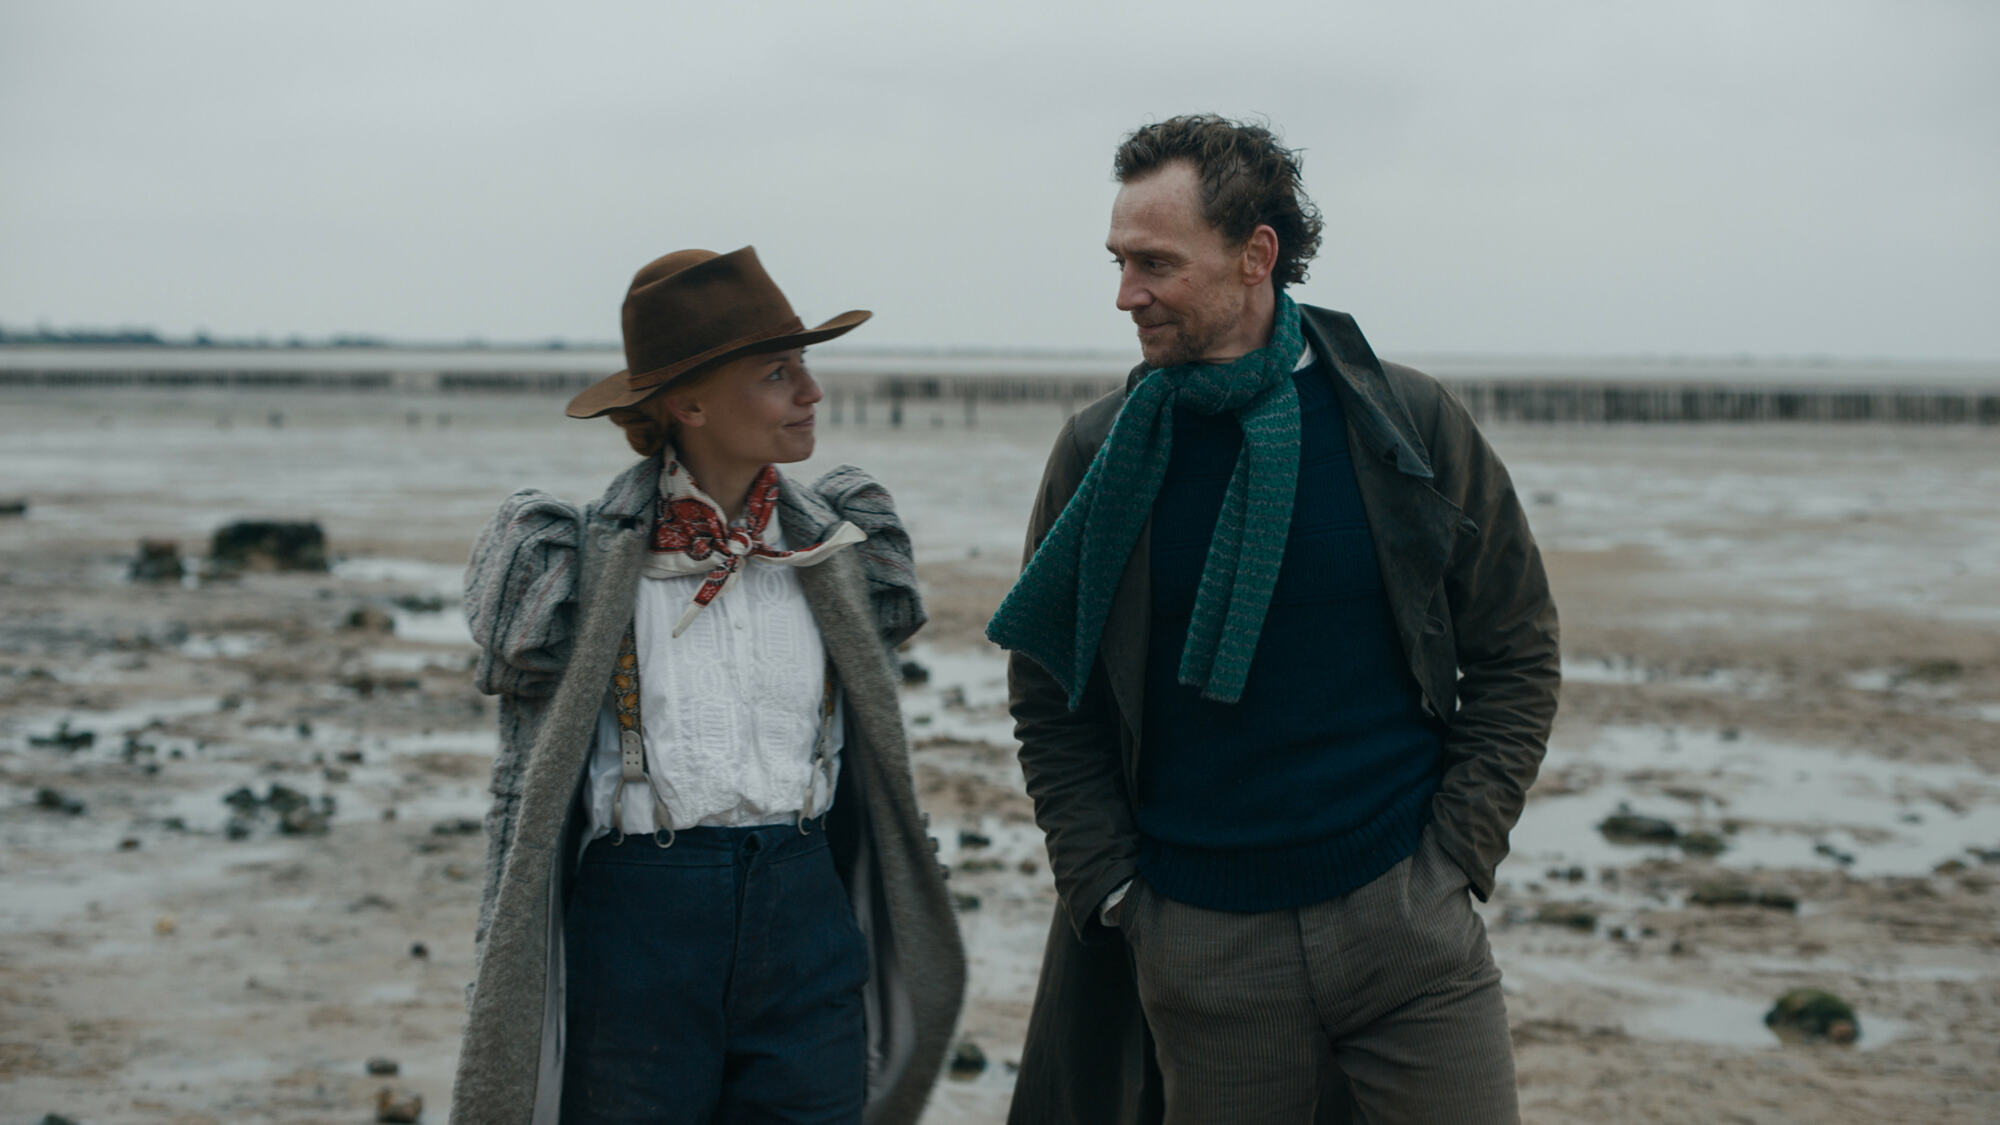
[
  {"xmin": 178, "ymin": 631, "xmax": 271, "ymax": 659},
  {"xmin": 0, "ymin": 838, "xmax": 292, "ymax": 933},
  {"xmin": 1508, "ymin": 955, "xmax": 1914, "ymax": 1051},
  {"xmin": 1565, "ymin": 657, "xmax": 1775, "ymax": 697},
  {"xmin": 899, "ymin": 643, "xmax": 1016, "ymax": 747},
  {"xmin": 6, "ymin": 695, "xmax": 231, "ymax": 756},
  {"xmin": 330, "ymin": 557, "xmax": 463, "ymax": 591},
  {"xmin": 393, "ymin": 604, "xmax": 472, "ymax": 646},
  {"xmin": 1519, "ymin": 725, "xmax": 1998, "ymax": 878},
  {"xmin": 365, "ymin": 648, "xmax": 466, "ymax": 673}
]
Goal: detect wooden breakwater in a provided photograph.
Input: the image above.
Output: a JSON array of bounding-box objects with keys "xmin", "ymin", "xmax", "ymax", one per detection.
[{"xmin": 3, "ymin": 347, "xmax": 1996, "ymax": 425}]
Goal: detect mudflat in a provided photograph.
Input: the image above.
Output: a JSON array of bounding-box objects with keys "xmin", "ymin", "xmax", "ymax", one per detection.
[{"xmin": 2, "ymin": 389, "xmax": 1995, "ymax": 1123}]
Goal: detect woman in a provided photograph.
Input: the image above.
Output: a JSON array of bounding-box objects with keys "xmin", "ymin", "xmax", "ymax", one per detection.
[{"xmin": 451, "ymin": 247, "xmax": 965, "ymax": 1125}]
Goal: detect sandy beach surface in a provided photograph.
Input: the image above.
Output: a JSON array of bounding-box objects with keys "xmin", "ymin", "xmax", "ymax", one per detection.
[{"xmin": 3, "ymin": 387, "xmax": 1996, "ymax": 1123}]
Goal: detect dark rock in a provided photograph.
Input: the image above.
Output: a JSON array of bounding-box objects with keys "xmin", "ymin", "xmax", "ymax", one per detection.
[
  {"xmin": 349, "ymin": 894, "xmax": 397, "ymax": 913},
  {"xmin": 130, "ymin": 538, "xmax": 186, "ymax": 582},
  {"xmin": 336, "ymin": 749, "xmax": 366, "ymax": 764},
  {"xmin": 39, "ymin": 1115, "xmax": 80, "ymax": 1125},
  {"xmin": 345, "ymin": 606, "xmax": 396, "ymax": 633},
  {"xmin": 947, "ymin": 1038, "xmax": 987, "ymax": 1080},
  {"xmin": 1017, "ymin": 858, "xmax": 1039, "ymax": 875},
  {"xmin": 34, "ymin": 787, "xmax": 87, "ymax": 816},
  {"xmin": 409, "ymin": 942, "xmax": 429, "ymax": 959},
  {"xmin": 390, "ymin": 593, "xmax": 446, "ymax": 614},
  {"xmin": 1764, "ymin": 987, "xmax": 1860, "ymax": 1043},
  {"xmin": 1688, "ymin": 878, "xmax": 1753, "ymax": 907},
  {"xmin": 222, "ymin": 786, "xmax": 261, "ymax": 812},
  {"xmin": 1814, "ymin": 842, "xmax": 1856, "ymax": 866},
  {"xmin": 1532, "ymin": 902, "xmax": 1598, "ymax": 930},
  {"xmin": 431, "ymin": 818, "xmax": 483, "ymax": 836},
  {"xmin": 279, "ymin": 806, "xmax": 330, "ymax": 835},
  {"xmin": 957, "ymin": 829, "xmax": 992, "ymax": 849},
  {"xmin": 28, "ymin": 721, "xmax": 95, "ymax": 751},
  {"xmin": 955, "ymin": 858, "xmax": 1005, "ymax": 874},
  {"xmin": 225, "ymin": 815, "xmax": 255, "ymax": 840},
  {"xmin": 1755, "ymin": 889, "xmax": 1800, "ymax": 912},
  {"xmin": 1689, "ymin": 878, "xmax": 1798, "ymax": 911},
  {"xmin": 899, "ymin": 659, "xmax": 930, "ymax": 685},
  {"xmin": 0, "ymin": 497, "xmax": 27, "ymax": 517},
  {"xmin": 118, "ymin": 836, "xmax": 141, "ymax": 851},
  {"xmin": 265, "ymin": 784, "xmax": 311, "ymax": 815},
  {"xmin": 1597, "ymin": 809, "xmax": 1679, "ymax": 845},
  {"xmin": 375, "ymin": 1087, "xmax": 424, "ymax": 1122},
  {"xmin": 366, "ymin": 1056, "xmax": 401, "ymax": 1076},
  {"xmin": 1678, "ymin": 831, "xmax": 1729, "ymax": 857},
  {"xmin": 1901, "ymin": 658, "xmax": 1963, "ymax": 683},
  {"xmin": 210, "ymin": 520, "xmax": 328, "ymax": 572},
  {"xmin": 952, "ymin": 893, "xmax": 982, "ymax": 912}
]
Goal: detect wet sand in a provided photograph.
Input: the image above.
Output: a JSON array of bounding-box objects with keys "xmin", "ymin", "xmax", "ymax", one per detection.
[{"xmin": 2, "ymin": 389, "xmax": 1996, "ymax": 1122}]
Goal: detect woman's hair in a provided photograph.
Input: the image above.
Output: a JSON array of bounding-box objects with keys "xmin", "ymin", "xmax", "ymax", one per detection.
[{"xmin": 606, "ymin": 405, "xmax": 670, "ymax": 457}]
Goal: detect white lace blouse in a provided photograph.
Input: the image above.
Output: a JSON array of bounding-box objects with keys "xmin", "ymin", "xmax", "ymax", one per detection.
[{"xmin": 580, "ymin": 520, "xmax": 843, "ymax": 838}]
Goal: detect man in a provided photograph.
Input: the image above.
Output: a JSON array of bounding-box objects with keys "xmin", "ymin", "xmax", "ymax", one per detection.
[{"xmin": 988, "ymin": 115, "xmax": 1559, "ymax": 1124}]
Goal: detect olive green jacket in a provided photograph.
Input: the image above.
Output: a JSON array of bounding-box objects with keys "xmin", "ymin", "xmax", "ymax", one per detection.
[{"xmin": 1006, "ymin": 305, "xmax": 1560, "ymax": 1125}]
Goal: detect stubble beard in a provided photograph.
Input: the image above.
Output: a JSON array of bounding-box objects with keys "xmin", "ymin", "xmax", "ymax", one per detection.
[{"xmin": 1139, "ymin": 316, "xmax": 1229, "ymax": 370}]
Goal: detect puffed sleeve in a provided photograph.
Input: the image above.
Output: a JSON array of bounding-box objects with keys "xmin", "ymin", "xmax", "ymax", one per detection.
[
  {"xmin": 812, "ymin": 465, "xmax": 927, "ymax": 649},
  {"xmin": 463, "ymin": 489, "xmax": 583, "ymax": 698}
]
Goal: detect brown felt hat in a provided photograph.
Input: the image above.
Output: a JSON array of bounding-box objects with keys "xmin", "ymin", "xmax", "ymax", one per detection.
[{"xmin": 565, "ymin": 246, "xmax": 870, "ymax": 419}]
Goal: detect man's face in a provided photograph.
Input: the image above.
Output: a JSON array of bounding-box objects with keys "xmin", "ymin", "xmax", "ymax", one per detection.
[{"xmin": 1107, "ymin": 161, "xmax": 1253, "ymax": 368}]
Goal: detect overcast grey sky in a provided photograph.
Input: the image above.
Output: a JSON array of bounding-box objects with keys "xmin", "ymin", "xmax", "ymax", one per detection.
[{"xmin": 3, "ymin": 0, "xmax": 1995, "ymax": 359}]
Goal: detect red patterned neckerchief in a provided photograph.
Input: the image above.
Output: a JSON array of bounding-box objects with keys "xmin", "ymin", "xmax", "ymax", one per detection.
[{"xmin": 643, "ymin": 456, "xmax": 865, "ymax": 636}]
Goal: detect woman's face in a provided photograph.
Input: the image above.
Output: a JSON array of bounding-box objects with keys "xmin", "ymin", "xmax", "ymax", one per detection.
[{"xmin": 662, "ymin": 348, "xmax": 822, "ymax": 471}]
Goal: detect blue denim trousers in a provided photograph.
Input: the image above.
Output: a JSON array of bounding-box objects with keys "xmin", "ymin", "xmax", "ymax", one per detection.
[{"xmin": 559, "ymin": 820, "xmax": 869, "ymax": 1125}]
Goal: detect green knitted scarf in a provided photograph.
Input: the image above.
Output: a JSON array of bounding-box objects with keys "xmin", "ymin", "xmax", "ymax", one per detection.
[{"xmin": 986, "ymin": 294, "xmax": 1306, "ymax": 707}]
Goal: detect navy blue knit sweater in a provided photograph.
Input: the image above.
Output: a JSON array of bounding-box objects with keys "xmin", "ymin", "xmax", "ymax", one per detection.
[{"xmin": 1135, "ymin": 358, "xmax": 1443, "ymax": 912}]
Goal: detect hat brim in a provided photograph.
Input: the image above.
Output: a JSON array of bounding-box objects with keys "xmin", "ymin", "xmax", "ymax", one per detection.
[{"xmin": 565, "ymin": 310, "xmax": 871, "ymax": 419}]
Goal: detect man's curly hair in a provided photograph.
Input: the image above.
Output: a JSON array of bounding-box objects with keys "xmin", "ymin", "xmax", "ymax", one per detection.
[{"xmin": 1113, "ymin": 114, "xmax": 1324, "ymax": 290}]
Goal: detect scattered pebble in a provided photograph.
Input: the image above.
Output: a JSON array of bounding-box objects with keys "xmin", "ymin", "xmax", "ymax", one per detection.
[
  {"xmin": 1598, "ymin": 808, "xmax": 1678, "ymax": 845},
  {"xmin": 366, "ymin": 1056, "xmax": 401, "ymax": 1076},
  {"xmin": 33, "ymin": 787, "xmax": 87, "ymax": 816},
  {"xmin": 1533, "ymin": 902, "xmax": 1599, "ymax": 930},
  {"xmin": 1765, "ymin": 987, "xmax": 1860, "ymax": 1044},
  {"xmin": 28, "ymin": 722, "xmax": 95, "ymax": 752},
  {"xmin": 375, "ymin": 1086, "xmax": 424, "ymax": 1123},
  {"xmin": 948, "ymin": 1038, "xmax": 987, "ymax": 1081},
  {"xmin": 129, "ymin": 538, "xmax": 185, "ymax": 582}
]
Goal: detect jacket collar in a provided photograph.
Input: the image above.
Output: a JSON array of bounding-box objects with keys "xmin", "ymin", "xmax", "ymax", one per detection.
[
  {"xmin": 1119, "ymin": 302, "xmax": 1433, "ymax": 481},
  {"xmin": 590, "ymin": 452, "xmax": 665, "ymax": 524},
  {"xmin": 1299, "ymin": 305, "xmax": 1435, "ymax": 481}
]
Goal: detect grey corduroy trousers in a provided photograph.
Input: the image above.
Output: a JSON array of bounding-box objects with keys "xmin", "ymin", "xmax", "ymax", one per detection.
[{"xmin": 1121, "ymin": 829, "xmax": 1519, "ymax": 1124}]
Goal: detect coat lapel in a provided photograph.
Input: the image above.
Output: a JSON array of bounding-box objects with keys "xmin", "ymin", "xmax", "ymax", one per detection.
[{"xmin": 1304, "ymin": 308, "xmax": 1463, "ymax": 711}]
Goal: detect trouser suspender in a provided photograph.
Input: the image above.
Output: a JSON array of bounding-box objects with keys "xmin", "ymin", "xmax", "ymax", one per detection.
[{"xmin": 607, "ymin": 623, "xmax": 841, "ymax": 848}]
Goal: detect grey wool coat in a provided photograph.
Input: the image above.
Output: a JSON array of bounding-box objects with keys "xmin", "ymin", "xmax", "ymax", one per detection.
[{"xmin": 450, "ymin": 454, "xmax": 966, "ymax": 1125}]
